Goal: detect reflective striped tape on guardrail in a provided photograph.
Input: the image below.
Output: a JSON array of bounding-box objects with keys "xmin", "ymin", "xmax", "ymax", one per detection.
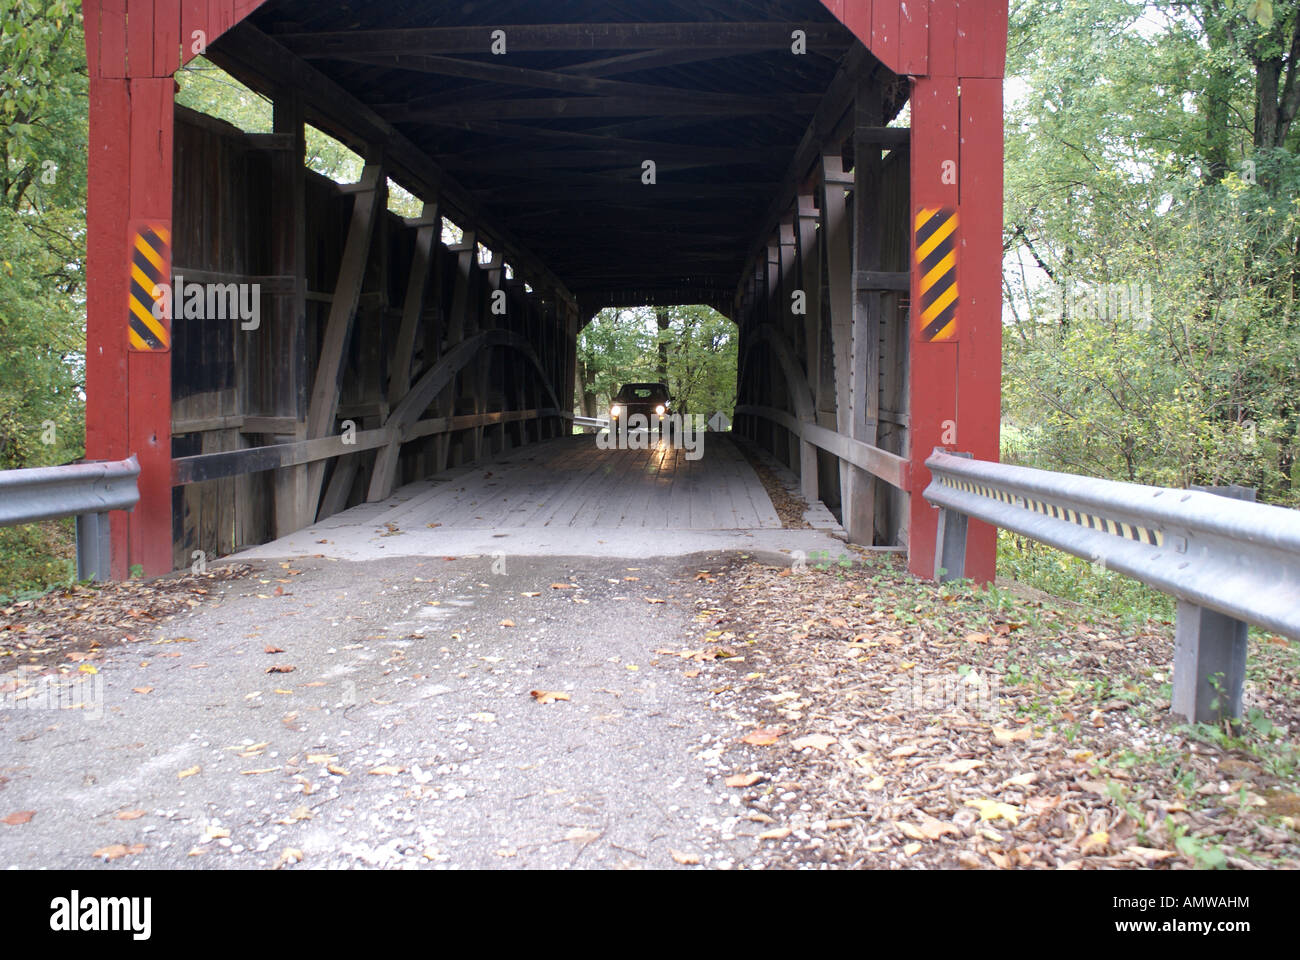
[{"xmin": 923, "ymin": 449, "xmax": 1300, "ymax": 639}]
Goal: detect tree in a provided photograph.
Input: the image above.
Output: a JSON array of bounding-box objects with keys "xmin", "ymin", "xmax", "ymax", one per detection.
[
  {"xmin": 575, "ymin": 305, "xmax": 737, "ymax": 422},
  {"xmin": 1003, "ymin": 0, "xmax": 1300, "ymax": 504},
  {"xmin": 0, "ymin": 0, "xmax": 86, "ymax": 470}
]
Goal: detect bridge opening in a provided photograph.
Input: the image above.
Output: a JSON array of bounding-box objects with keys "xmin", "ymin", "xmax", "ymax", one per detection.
[{"xmin": 83, "ymin": 0, "xmax": 1006, "ymax": 581}]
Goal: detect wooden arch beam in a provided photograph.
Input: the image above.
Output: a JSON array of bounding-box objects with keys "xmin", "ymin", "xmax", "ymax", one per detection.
[
  {"xmin": 367, "ymin": 329, "xmax": 561, "ymax": 503},
  {"xmin": 739, "ymin": 323, "xmax": 815, "ymax": 424}
]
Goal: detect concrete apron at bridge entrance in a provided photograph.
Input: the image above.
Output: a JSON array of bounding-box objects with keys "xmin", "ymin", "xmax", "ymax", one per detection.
[{"xmin": 238, "ymin": 434, "xmax": 846, "ymax": 565}]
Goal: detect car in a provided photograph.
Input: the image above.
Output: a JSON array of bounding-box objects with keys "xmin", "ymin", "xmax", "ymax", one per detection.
[{"xmin": 609, "ymin": 382, "xmax": 671, "ymax": 432}]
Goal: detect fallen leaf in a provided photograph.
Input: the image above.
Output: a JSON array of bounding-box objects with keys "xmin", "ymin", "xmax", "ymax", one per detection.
[
  {"xmin": 530, "ymin": 690, "xmax": 571, "ymax": 704},
  {"xmin": 368, "ymin": 765, "xmax": 405, "ymax": 776},
  {"xmin": 499, "ymin": 619, "xmax": 516, "ymax": 628},
  {"xmin": 993, "ymin": 725, "xmax": 1032, "ymax": 744},
  {"xmin": 177, "ymin": 765, "xmax": 200, "ymax": 780},
  {"xmin": 965, "ymin": 798, "xmax": 1020, "ymax": 826},
  {"xmin": 964, "ymin": 632, "xmax": 990, "ymax": 644},
  {"xmin": 550, "ymin": 583, "xmax": 576, "ymax": 590},
  {"xmin": 276, "ymin": 848, "xmax": 303, "ymax": 869},
  {"xmin": 264, "ymin": 645, "xmax": 285, "ymax": 654},
  {"xmin": 915, "ymin": 816, "xmax": 961, "ymax": 840},
  {"xmin": 266, "ymin": 665, "xmax": 295, "ymax": 674},
  {"xmin": 669, "ymin": 849, "xmax": 700, "ymax": 865},
  {"xmin": 758, "ymin": 827, "xmax": 792, "ymax": 841},
  {"xmin": 521, "ymin": 592, "xmax": 541, "ymax": 598},
  {"xmin": 2, "ymin": 811, "xmax": 34, "ymax": 826},
  {"xmin": 1125, "ymin": 845, "xmax": 1177, "ymax": 862},
  {"xmin": 889, "ymin": 745, "xmax": 919, "ymax": 758},
  {"xmin": 940, "ymin": 759, "xmax": 986, "ymax": 774},
  {"xmin": 115, "ymin": 810, "xmax": 147, "ymax": 821},
  {"xmin": 725, "ymin": 772, "xmax": 764, "ymax": 788},
  {"xmin": 902, "ymin": 842, "xmax": 923, "ymax": 856},
  {"xmin": 897, "ymin": 822, "xmax": 926, "ymax": 841},
  {"xmin": 1000, "ymin": 772, "xmax": 1037, "ymax": 788},
  {"xmin": 92, "ymin": 843, "xmax": 146, "ymax": 861},
  {"xmin": 740, "ymin": 727, "xmax": 784, "ymax": 746},
  {"xmin": 1080, "ymin": 830, "xmax": 1110, "ymax": 855},
  {"xmin": 131, "ymin": 687, "xmax": 153, "ymax": 695},
  {"xmin": 791, "ymin": 734, "xmax": 837, "ymax": 752},
  {"xmin": 326, "ymin": 764, "xmax": 349, "ymax": 776}
]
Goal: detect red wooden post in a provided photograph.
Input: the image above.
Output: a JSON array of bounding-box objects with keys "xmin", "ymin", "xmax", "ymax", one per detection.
[
  {"xmin": 907, "ymin": 73, "xmax": 960, "ymax": 581},
  {"xmin": 85, "ymin": 76, "xmax": 132, "ymax": 578},
  {"xmin": 955, "ymin": 75, "xmax": 1005, "ymax": 584},
  {"xmin": 125, "ymin": 75, "xmax": 175, "ymax": 577},
  {"xmin": 85, "ymin": 0, "xmax": 268, "ymax": 576},
  {"xmin": 826, "ymin": 0, "xmax": 1006, "ymax": 583}
]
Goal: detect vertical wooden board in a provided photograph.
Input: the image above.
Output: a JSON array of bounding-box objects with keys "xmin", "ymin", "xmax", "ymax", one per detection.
[
  {"xmin": 83, "ymin": 1, "xmax": 101, "ymax": 78},
  {"xmin": 180, "ymin": 0, "xmax": 204, "ymax": 67},
  {"xmin": 928, "ymin": 0, "xmax": 958, "ymax": 77},
  {"xmin": 212, "ymin": 0, "xmax": 235, "ymax": 45},
  {"xmin": 127, "ymin": 78, "xmax": 175, "ymax": 575},
  {"xmin": 956, "ymin": 76, "xmax": 1003, "ymax": 583},
  {"xmin": 125, "ymin": 0, "xmax": 153, "ymax": 78},
  {"xmin": 955, "ymin": 0, "xmax": 989, "ymax": 78},
  {"xmin": 841, "ymin": 0, "xmax": 872, "ymax": 47},
  {"xmin": 100, "ymin": 0, "xmax": 128, "ymax": 79},
  {"xmin": 981, "ymin": 0, "xmax": 1009, "ymax": 78},
  {"xmin": 86, "ymin": 78, "xmax": 132, "ymax": 575},
  {"xmin": 898, "ymin": 0, "xmax": 929, "ymax": 75},
  {"xmin": 872, "ymin": 1, "xmax": 900, "ymax": 72},
  {"xmin": 908, "ymin": 75, "xmax": 960, "ymax": 579},
  {"xmin": 154, "ymin": 0, "xmax": 180, "ymax": 77}
]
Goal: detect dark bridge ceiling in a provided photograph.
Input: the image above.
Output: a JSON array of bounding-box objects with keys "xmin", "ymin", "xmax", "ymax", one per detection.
[{"xmin": 229, "ymin": 0, "xmax": 896, "ymax": 314}]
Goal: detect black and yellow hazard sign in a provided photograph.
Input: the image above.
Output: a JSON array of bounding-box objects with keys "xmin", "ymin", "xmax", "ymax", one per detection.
[
  {"xmin": 128, "ymin": 223, "xmax": 171, "ymax": 352},
  {"xmin": 915, "ymin": 207, "xmax": 958, "ymax": 342}
]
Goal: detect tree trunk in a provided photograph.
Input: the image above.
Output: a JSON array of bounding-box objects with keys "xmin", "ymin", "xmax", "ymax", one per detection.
[{"xmin": 655, "ymin": 308, "xmax": 670, "ymax": 382}]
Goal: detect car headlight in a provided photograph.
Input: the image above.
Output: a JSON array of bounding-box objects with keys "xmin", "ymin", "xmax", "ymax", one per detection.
[
  {"xmin": 610, "ymin": 405, "xmax": 622, "ymax": 418},
  {"xmin": 655, "ymin": 405, "xmax": 666, "ymax": 416}
]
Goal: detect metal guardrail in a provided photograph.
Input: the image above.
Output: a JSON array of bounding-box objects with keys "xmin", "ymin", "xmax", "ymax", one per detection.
[
  {"xmin": 923, "ymin": 448, "xmax": 1300, "ymax": 725},
  {"xmin": 0, "ymin": 456, "xmax": 140, "ymax": 582},
  {"xmin": 572, "ymin": 416, "xmax": 609, "ymax": 430}
]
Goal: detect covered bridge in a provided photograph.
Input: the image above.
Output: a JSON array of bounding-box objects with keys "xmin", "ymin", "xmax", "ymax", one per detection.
[{"xmin": 81, "ymin": 0, "xmax": 1006, "ymax": 581}]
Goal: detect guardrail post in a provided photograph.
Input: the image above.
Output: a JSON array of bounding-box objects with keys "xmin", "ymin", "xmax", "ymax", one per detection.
[
  {"xmin": 76, "ymin": 512, "xmax": 113, "ymax": 582},
  {"xmin": 933, "ymin": 451, "xmax": 972, "ymax": 582},
  {"xmin": 1171, "ymin": 485, "xmax": 1256, "ymax": 725}
]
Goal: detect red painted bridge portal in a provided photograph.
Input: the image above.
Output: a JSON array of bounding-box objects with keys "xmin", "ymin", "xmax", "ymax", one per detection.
[{"xmin": 82, "ymin": 0, "xmax": 1006, "ymax": 581}]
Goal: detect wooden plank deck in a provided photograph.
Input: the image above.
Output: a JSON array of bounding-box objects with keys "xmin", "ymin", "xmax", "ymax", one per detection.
[{"xmin": 370, "ymin": 433, "xmax": 784, "ymax": 531}]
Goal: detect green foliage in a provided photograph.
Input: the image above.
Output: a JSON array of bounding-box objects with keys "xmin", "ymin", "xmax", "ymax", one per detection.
[
  {"xmin": 176, "ymin": 58, "xmax": 365, "ymax": 184},
  {"xmin": 576, "ymin": 306, "xmax": 737, "ymax": 421},
  {"xmin": 0, "ymin": 520, "xmax": 75, "ymax": 600},
  {"xmin": 997, "ymin": 531, "xmax": 1174, "ymax": 624},
  {"xmin": 1004, "ymin": 0, "xmax": 1300, "ymax": 524},
  {"xmin": 0, "ymin": 1, "xmax": 85, "ymax": 471}
]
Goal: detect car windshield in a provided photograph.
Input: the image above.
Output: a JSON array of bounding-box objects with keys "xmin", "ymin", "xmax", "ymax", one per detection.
[{"xmin": 616, "ymin": 384, "xmax": 668, "ymax": 402}]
